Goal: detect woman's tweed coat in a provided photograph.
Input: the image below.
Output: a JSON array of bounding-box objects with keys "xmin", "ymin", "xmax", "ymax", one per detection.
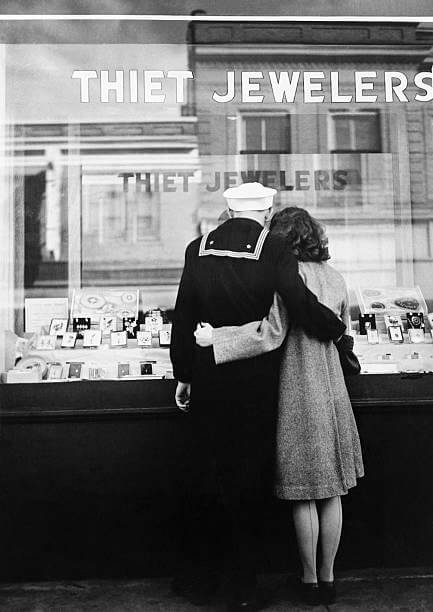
[
  {"xmin": 212, "ymin": 261, "xmax": 364, "ymax": 500},
  {"xmin": 274, "ymin": 261, "xmax": 364, "ymax": 500}
]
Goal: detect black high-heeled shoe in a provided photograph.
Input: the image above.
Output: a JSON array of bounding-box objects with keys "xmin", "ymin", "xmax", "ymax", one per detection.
[
  {"xmin": 297, "ymin": 579, "xmax": 321, "ymax": 606},
  {"xmin": 319, "ymin": 580, "xmax": 337, "ymax": 605},
  {"xmin": 286, "ymin": 575, "xmax": 321, "ymax": 606}
]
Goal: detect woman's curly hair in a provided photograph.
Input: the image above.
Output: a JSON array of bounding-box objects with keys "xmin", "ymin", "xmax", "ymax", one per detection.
[{"xmin": 270, "ymin": 206, "xmax": 330, "ymax": 262}]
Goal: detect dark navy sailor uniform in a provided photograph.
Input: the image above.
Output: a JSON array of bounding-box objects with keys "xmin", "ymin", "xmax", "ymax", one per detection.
[
  {"xmin": 170, "ymin": 218, "xmax": 345, "ymax": 598},
  {"xmin": 171, "ymin": 218, "xmax": 345, "ymax": 384}
]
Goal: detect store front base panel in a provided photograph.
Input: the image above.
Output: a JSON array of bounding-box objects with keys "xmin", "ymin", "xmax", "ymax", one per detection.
[{"xmin": 0, "ymin": 376, "xmax": 431, "ymax": 582}]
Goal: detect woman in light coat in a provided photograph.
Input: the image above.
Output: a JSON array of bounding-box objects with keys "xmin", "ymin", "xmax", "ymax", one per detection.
[{"xmin": 195, "ymin": 207, "xmax": 364, "ymax": 606}]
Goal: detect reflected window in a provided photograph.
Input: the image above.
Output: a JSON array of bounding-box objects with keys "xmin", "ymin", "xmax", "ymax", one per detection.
[
  {"xmin": 240, "ymin": 114, "xmax": 290, "ymax": 187},
  {"xmin": 240, "ymin": 114, "xmax": 290, "ymax": 154},
  {"xmin": 12, "ymin": 117, "xmax": 199, "ymax": 312},
  {"xmin": 82, "ymin": 175, "xmax": 160, "ymax": 245},
  {"xmin": 136, "ymin": 192, "xmax": 160, "ymax": 241},
  {"xmin": 20, "ymin": 162, "xmax": 69, "ymax": 295},
  {"xmin": 328, "ymin": 111, "xmax": 382, "ymax": 209},
  {"xmin": 329, "ymin": 110, "xmax": 381, "ymax": 153}
]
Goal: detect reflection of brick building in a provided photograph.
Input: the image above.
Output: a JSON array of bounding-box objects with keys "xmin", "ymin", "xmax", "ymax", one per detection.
[
  {"xmin": 11, "ymin": 120, "xmax": 199, "ymax": 311},
  {"xmin": 187, "ymin": 21, "xmax": 433, "ymax": 304}
]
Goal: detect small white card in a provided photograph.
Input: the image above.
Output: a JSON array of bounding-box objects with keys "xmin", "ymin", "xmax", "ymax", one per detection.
[
  {"xmin": 408, "ymin": 329, "xmax": 425, "ymax": 343},
  {"xmin": 61, "ymin": 331, "xmax": 78, "ymax": 348},
  {"xmin": 118, "ymin": 362, "xmax": 130, "ymax": 377},
  {"xmin": 35, "ymin": 335, "xmax": 57, "ymax": 350},
  {"xmin": 137, "ymin": 331, "xmax": 152, "ymax": 347},
  {"xmin": 49, "ymin": 318, "xmax": 69, "ymax": 337},
  {"xmin": 47, "ymin": 362, "xmax": 65, "ymax": 380},
  {"xmin": 100, "ymin": 316, "xmax": 117, "ymax": 336},
  {"xmin": 388, "ymin": 325, "xmax": 404, "ymax": 343},
  {"xmin": 159, "ymin": 329, "xmax": 171, "ymax": 346},
  {"xmin": 144, "ymin": 314, "xmax": 163, "ymax": 333},
  {"xmin": 82, "ymin": 329, "xmax": 102, "ymax": 348},
  {"xmin": 110, "ymin": 330, "xmax": 128, "ymax": 347},
  {"xmin": 384, "ymin": 314, "xmax": 403, "ymax": 329},
  {"xmin": 6, "ymin": 369, "xmax": 42, "ymax": 383},
  {"xmin": 366, "ymin": 328, "xmax": 379, "ymax": 344}
]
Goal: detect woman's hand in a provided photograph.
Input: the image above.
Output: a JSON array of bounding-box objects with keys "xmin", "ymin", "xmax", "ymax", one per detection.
[{"xmin": 194, "ymin": 322, "xmax": 214, "ymax": 347}]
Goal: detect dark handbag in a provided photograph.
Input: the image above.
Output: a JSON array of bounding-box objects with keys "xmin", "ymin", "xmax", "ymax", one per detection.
[{"xmin": 334, "ymin": 334, "xmax": 361, "ymax": 376}]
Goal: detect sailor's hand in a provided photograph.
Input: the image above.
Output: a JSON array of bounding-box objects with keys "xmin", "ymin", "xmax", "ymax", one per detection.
[
  {"xmin": 175, "ymin": 381, "xmax": 191, "ymax": 412},
  {"xmin": 194, "ymin": 322, "xmax": 214, "ymax": 347}
]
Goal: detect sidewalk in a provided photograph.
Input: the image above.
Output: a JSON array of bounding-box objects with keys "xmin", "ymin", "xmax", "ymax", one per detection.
[{"xmin": 0, "ymin": 569, "xmax": 432, "ymax": 611}]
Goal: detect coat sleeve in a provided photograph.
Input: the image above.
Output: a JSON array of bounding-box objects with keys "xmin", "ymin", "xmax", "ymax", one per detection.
[
  {"xmin": 212, "ymin": 292, "xmax": 289, "ymax": 365},
  {"xmin": 275, "ymin": 248, "xmax": 346, "ymax": 341},
  {"xmin": 169, "ymin": 242, "xmax": 198, "ymax": 383},
  {"xmin": 340, "ymin": 283, "xmax": 352, "ymax": 330}
]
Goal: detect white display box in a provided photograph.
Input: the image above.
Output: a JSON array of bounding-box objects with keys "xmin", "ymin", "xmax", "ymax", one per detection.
[{"xmin": 6, "ymin": 369, "xmax": 43, "ymax": 384}]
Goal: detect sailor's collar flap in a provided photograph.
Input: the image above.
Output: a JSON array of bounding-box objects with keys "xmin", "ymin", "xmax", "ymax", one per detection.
[{"xmin": 199, "ymin": 227, "xmax": 269, "ymax": 260}]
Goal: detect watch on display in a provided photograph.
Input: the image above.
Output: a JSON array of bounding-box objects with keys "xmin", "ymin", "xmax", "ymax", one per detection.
[
  {"xmin": 72, "ymin": 317, "xmax": 91, "ymax": 339},
  {"xmin": 123, "ymin": 317, "xmax": 138, "ymax": 339},
  {"xmin": 67, "ymin": 362, "xmax": 83, "ymax": 379},
  {"xmin": 140, "ymin": 362, "xmax": 153, "ymax": 375},
  {"xmin": 406, "ymin": 312, "xmax": 424, "ymax": 329},
  {"xmin": 359, "ymin": 313, "xmax": 376, "ymax": 335},
  {"xmin": 406, "ymin": 312, "xmax": 425, "ymax": 343},
  {"xmin": 118, "ymin": 362, "xmax": 130, "ymax": 378},
  {"xmin": 384, "ymin": 315, "xmax": 404, "ymax": 343}
]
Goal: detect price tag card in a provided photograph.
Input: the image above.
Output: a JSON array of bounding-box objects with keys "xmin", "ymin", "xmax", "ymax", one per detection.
[
  {"xmin": 118, "ymin": 362, "xmax": 130, "ymax": 377},
  {"xmin": 144, "ymin": 314, "xmax": 163, "ymax": 333},
  {"xmin": 137, "ymin": 331, "xmax": 152, "ymax": 347},
  {"xmin": 366, "ymin": 328, "xmax": 379, "ymax": 344},
  {"xmin": 110, "ymin": 330, "xmax": 128, "ymax": 347},
  {"xmin": 159, "ymin": 327, "xmax": 172, "ymax": 346},
  {"xmin": 35, "ymin": 335, "xmax": 57, "ymax": 350},
  {"xmin": 61, "ymin": 331, "xmax": 78, "ymax": 348},
  {"xmin": 82, "ymin": 329, "xmax": 102, "ymax": 348}
]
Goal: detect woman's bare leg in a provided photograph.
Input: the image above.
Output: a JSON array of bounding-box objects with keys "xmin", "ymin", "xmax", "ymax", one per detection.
[
  {"xmin": 317, "ymin": 495, "xmax": 342, "ymax": 582},
  {"xmin": 292, "ymin": 500, "xmax": 319, "ymax": 583}
]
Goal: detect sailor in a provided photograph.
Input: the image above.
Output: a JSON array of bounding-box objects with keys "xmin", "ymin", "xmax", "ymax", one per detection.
[{"xmin": 170, "ymin": 182, "xmax": 345, "ymax": 611}]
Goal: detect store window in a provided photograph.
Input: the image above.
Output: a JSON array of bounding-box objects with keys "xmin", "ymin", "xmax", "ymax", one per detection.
[
  {"xmin": 1, "ymin": 43, "xmax": 202, "ymax": 358},
  {"xmin": 2, "ymin": 25, "xmax": 433, "ymax": 379}
]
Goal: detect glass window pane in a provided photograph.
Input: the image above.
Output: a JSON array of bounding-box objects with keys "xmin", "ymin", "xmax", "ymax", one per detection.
[
  {"xmin": 354, "ymin": 114, "xmax": 381, "ymax": 151},
  {"xmin": 3, "ymin": 30, "xmax": 433, "ymax": 376},
  {"xmin": 21, "ymin": 164, "xmax": 68, "ymax": 296},
  {"xmin": 333, "ymin": 116, "xmax": 352, "ymax": 150},
  {"xmin": 265, "ymin": 116, "xmax": 289, "ymax": 152},
  {"xmin": 81, "ymin": 170, "xmax": 196, "ymax": 297},
  {"xmin": 244, "ymin": 117, "xmax": 262, "ymax": 151}
]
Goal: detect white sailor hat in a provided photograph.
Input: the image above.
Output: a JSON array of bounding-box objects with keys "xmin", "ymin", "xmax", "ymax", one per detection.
[{"xmin": 223, "ymin": 182, "xmax": 277, "ymax": 211}]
